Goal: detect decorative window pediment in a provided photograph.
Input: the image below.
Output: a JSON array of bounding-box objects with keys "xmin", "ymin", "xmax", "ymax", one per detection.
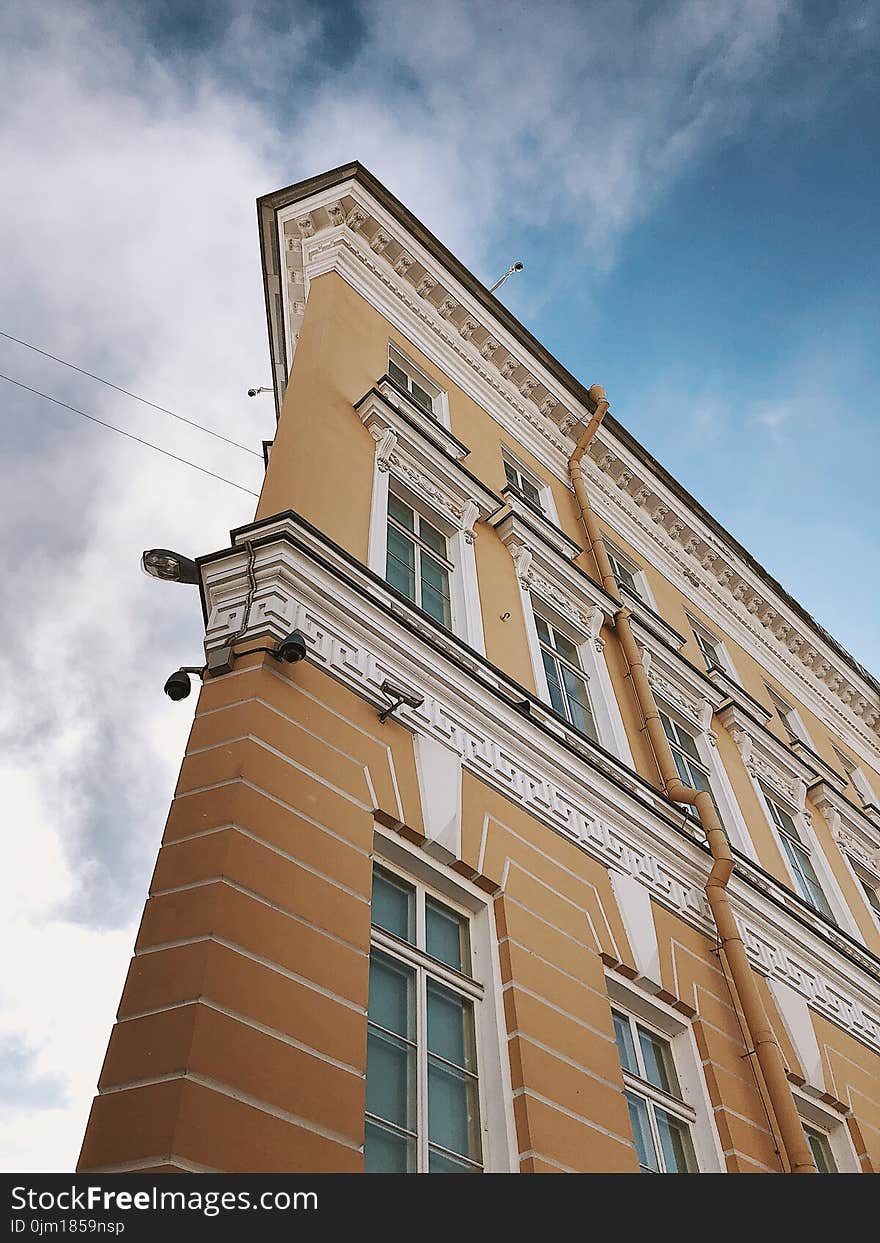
[
  {"xmin": 356, "ymin": 383, "xmax": 499, "ymax": 541},
  {"xmin": 635, "ymin": 631, "xmax": 723, "ymax": 735},
  {"xmin": 808, "ymin": 780, "xmax": 880, "ymax": 878},
  {"xmin": 716, "ymin": 702, "xmax": 817, "ymax": 809},
  {"xmin": 487, "ymin": 504, "xmax": 613, "ymax": 642}
]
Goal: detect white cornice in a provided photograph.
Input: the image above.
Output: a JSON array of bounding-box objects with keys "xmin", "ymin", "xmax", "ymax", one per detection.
[
  {"xmin": 268, "ymin": 185, "xmax": 880, "ymax": 760},
  {"xmin": 197, "ymin": 513, "xmax": 880, "ymax": 1057}
]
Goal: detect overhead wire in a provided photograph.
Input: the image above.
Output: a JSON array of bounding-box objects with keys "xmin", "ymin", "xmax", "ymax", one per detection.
[
  {"xmin": 0, "ymin": 329, "xmax": 263, "ymax": 458},
  {"xmin": 0, "ymin": 372, "xmax": 260, "ymax": 498}
]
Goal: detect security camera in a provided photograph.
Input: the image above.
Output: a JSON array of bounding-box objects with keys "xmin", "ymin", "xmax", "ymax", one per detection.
[
  {"xmin": 247, "ymin": 388, "xmax": 258, "ymax": 397},
  {"xmin": 273, "ymin": 630, "xmax": 308, "ymax": 664},
  {"xmin": 164, "ymin": 669, "xmax": 192, "ymax": 701},
  {"xmin": 379, "ymin": 680, "xmax": 424, "ymax": 710}
]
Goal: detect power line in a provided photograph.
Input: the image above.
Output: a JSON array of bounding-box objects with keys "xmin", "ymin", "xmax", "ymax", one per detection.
[
  {"xmin": 0, "ymin": 329, "xmax": 263, "ymax": 458},
  {"xmin": 0, "ymin": 372, "xmax": 260, "ymax": 498}
]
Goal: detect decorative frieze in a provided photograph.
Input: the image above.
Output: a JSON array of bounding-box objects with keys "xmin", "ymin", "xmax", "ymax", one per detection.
[
  {"xmin": 199, "ymin": 519, "xmax": 880, "ymax": 1056},
  {"xmin": 274, "ymin": 186, "xmax": 880, "ymax": 746}
]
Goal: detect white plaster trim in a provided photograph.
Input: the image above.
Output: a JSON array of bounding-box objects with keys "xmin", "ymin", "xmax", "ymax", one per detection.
[{"xmin": 199, "ymin": 518, "xmax": 880, "ymax": 1058}]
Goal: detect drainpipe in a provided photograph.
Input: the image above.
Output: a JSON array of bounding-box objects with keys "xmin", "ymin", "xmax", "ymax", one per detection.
[{"xmin": 568, "ymin": 386, "xmax": 816, "ymax": 1174}]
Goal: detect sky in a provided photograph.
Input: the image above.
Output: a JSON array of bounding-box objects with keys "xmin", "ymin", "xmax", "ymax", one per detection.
[{"xmin": 0, "ymin": 0, "xmax": 878, "ymax": 1172}]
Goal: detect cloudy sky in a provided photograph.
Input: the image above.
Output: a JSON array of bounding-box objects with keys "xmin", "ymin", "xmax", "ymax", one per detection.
[{"xmin": 1, "ymin": 0, "xmax": 878, "ymax": 1172}]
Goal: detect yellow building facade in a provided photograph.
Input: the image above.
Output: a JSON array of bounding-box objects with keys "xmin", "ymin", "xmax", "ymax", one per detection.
[{"xmin": 79, "ymin": 164, "xmax": 880, "ymax": 1174}]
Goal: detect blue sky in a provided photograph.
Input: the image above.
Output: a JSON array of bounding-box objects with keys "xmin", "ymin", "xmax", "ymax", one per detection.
[{"xmin": 0, "ymin": 0, "xmax": 877, "ymax": 1171}]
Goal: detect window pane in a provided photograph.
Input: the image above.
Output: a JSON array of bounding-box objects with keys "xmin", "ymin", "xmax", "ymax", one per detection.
[
  {"xmin": 420, "ymin": 555, "xmax": 451, "ymax": 627},
  {"xmin": 429, "ymin": 1147, "xmax": 480, "ymax": 1173},
  {"xmin": 553, "ymin": 631, "xmax": 580, "ymax": 667},
  {"xmin": 386, "ymin": 528, "xmax": 416, "ymax": 601},
  {"xmin": 427, "ymin": 980, "xmax": 475, "ymax": 1071},
  {"xmin": 428, "ymin": 1056, "xmax": 481, "ymax": 1160},
  {"xmin": 365, "ymin": 1118, "xmax": 416, "ymax": 1173},
  {"xmin": 560, "ymin": 665, "xmax": 598, "ymax": 743},
  {"xmin": 861, "ymin": 879, "xmax": 880, "ymax": 915},
  {"xmin": 410, "ymin": 381, "xmax": 433, "ymax": 412},
  {"xmin": 521, "ymin": 477, "xmax": 542, "ymax": 509},
  {"xmin": 637, "ymin": 1026, "xmax": 679, "ymax": 1096},
  {"xmin": 806, "ymin": 1129, "xmax": 836, "ymax": 1174},
  {"xmin": 366, "ymin": 1027, "xmax": 415, "ymax": 1129},
  {"xmin": 625, "ymin": 1091, "xmax": 659, "ymax": 1172},
  {"xmin": 388, "ymin": 359, "xmax": 409, "ymax": 389},
  {"xmin": 371, "ymin": 868, "xmax": 415, "ymax": 942},
  {"xmin": 387, "ymin": 493, "xmax": 414, "ymax": 531},
  {"xmin": 675, "ymin": 725, "xmax": 701, "ymax": 763},
  {"xmin": 426, "ymin": 898, "xmax": 468, "ymax": 973},
  {"xmin": 655, "ymin": 1107, "xmax": 696, "ymax": 1173},
  {"xmin": 613, "ymin": 1012, "xmax": 639, "ymax": 1075},
  {"xmin": 504, "ymin": 460, "xmax": 519, "ymax": 489},
  {"xmin": 418, "ymin": 516, "xmax": 447, "ymax": 557},
  {"xmin": 781, "ymin": 838, "xmax": 834, "ymax": 919},
  {"xmin": 368, "ymin": 952, "xmax": 415, "ymax": 1039},
  {"xmin": 610, "ymin": 557, "xmax": 638, "ymax": 596},
  {"xmin": 541, "ymin": 649, "xmax": 567, "ymax": 718},
  {"xmin": 534, "ymin": 615, "xmax": 552, "ymax": 645}
]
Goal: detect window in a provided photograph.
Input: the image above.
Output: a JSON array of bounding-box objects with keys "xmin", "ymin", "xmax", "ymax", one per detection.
[
  {"xmin": 501, "ymin": 449, "xmax": 545, "ymax": 513},
  {"xmin": 613, "ymin": 1009, "xmax": 697, "ymax": 1173},
  {"xmin": 855, "ymin": 871, "xmax": 880, "ymax": 927},
  {"xmin": 534, "ymin": 614, "xmax": 599, "ymax": 744},
  {"xmin": 804, "ymin": 1125, "xmax": 838, "ymax": 1173},
  {"xmin": 832, "ymin": 746, "xmax": 878, "ymax": 809},
  {"xmin": 764, "ymin": 793, "xmax": 835, "ymax": 921},
  {"xmin": 366, "ymin": 865, "xmax": 483, "ymax": 1173},
  {"xmin": 658, "ymin": 709, "xmax": 718, "ymax": 828},
  {"xmin": 386, "ymin": 492, "xmax": 452, "ymax": 628},
  {"xmin": 765, "ymin": 686, "xmax": 811, "ymax": 748},
  {"xmin": 387, "ymin": 345, "xmax": 441, "ymax": 418},
  {"xmin": 606, "ymin": 545, "xmax": 643, "ymax": 600},
  {"xmin": 687, "ymin": 616, "xmax": 728, "ymax": 674}
]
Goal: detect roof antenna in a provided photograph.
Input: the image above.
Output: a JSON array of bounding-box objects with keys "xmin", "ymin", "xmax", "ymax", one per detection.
[{"xmin": 489, "ymin": 262, "xmax": 524, "ymax": 293}]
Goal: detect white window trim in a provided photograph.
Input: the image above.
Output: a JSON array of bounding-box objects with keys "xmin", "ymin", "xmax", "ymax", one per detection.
[
  {"xmin": 500, "ymin": 446, "xmax": 560, "ymax": 526},
  {"xmin": 523, "ymin": 593, "xmax": 634, "ymax": 766},
  {"xmin": 605, "ymin": 540, "xmax": 658, "ymax": 612},
  {"xmin": 369, "ymin": 474, "xmax": 485, "ymax": 653},
  {"xmin": 758, "ymin": 783, "xmax": 861, "ymax": 936},
  {"xmin": 686, "ymin": 613, "xmax": 739, "ymax": 682},
  {"xmin": 791, "ymin": 1088, "xmax": 860, "ymax": 1173},
  {"xmin": 654, "ymin": 694, "xmax": 759, "ymax": 864},
  {"xmin": 843, "ymin": 852, "xmax": 880, "ymax": 934},
  {"xmin": 765, "ymin": 684, "xmax": 815, "ymax": 749},
  {"xmin": 372, "ymin": 827, "xmax": 518, "ymax": 1172},
  {"xmin": 607, "ymin": 975, "xmax": 724, "ymax": 1173},
  {"xmin": 832, "ymin": 747, "xmax": 880, "ymax": 812},
  {"xmin": 388, "ymin": 341, "xmax": 451, "ymax": 429}
]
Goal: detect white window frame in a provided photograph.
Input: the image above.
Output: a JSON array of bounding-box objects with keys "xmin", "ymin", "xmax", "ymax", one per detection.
[
  {"xmin": 765, "ymin": 685, "xmax": 814, "ymax": 749},
  {"xmin": 368, "ymin": 475, "xmax": 486, "ymax": 655},
  {"xmin": 607, "ymin": 976, "xmax": 723, "ymax": 1173},
  {"xmin": 686, "ymin": 613, "xmax": 738, "ymax": 681},
  {"xmin": 759, "ymin": 785, "xmax": 847, "ymax": 927},
  {"xmin": 370, "ymin": 830, "xmax": 518, "ymax": 1172},
  {"xmin": 847, "ymin": 855, "xmax": 880, "ymax": 931},
  {"xmin": 832, "ymin": 746, "xmax": 879, "ymax": 812},
  {"xmin": 792, "ymin": 1089, "xmax": 860, "ymax": 1173},
  {"xmin": 386, "ymin": 491, "xmax": 454, "ymax": 630},
  {"xmin": 653, "ymin": 696, "xmax": 759, "ymax": 859},
  {"xmin": 387, "ymin": 342, "xmax": 451, "ymax": 429},
  {"xmin": 605, "ymin": 540, "xmax": 657, "ymax": 611},
  {"xmin": 523, "ymin": 597, "xmax": 633, "ymax": 765},
  {"xmin": 500, "ymin": 447, "xmax": 559, "ymax": 524}
]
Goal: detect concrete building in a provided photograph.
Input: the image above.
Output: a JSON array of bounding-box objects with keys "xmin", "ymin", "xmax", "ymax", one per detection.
[{"xmin": 78, "ymin": 163, "xmax": 880, "ymax": 1174}]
